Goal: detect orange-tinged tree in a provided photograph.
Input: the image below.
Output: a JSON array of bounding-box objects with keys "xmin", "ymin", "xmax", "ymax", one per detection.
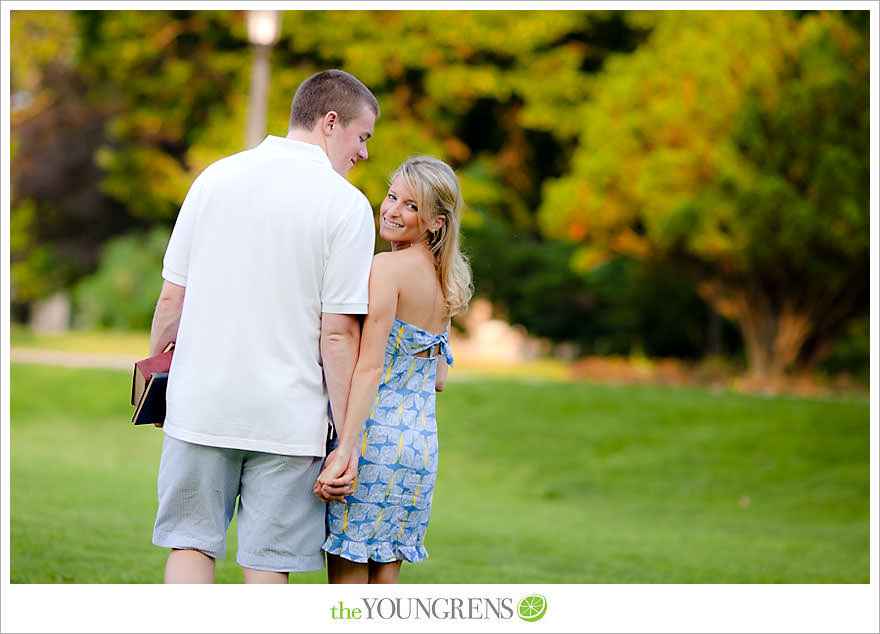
[
  {"xmin": 539, "ymin": 11, "xmax": 869, "ymax": 377},
  {"xmin": 12, "ymin": 9, "xmax": 637, "ymax": 327}
]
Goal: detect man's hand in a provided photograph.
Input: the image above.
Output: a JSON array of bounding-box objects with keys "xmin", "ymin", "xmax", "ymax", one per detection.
[{"xmin": 313, "ymin": 448, "xmax": 358, "ymax": 503}]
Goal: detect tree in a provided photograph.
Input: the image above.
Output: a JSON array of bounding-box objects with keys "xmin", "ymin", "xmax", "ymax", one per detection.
[
  {"xmin": 539, "ymin": 11, "xmax": 869, "ymax": 377},
  {"xmin": 10, "ymin": 10, "xmax": 117, "ymax": 309},
  {"xmin": 10, "ymin": 10, "xmax": 248, "ymax": 312},
  {"xmin": 13, "ymin": 10, "xmax": 660, "ymax": 346},
  {"xmin": 467, "ymin": 216, "xmax": 731, "ymax": 358}
]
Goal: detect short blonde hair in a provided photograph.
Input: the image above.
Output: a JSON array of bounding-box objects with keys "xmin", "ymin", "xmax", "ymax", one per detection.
[{"xmin": 391, "ymin": 156, "xmax": 473, "ymax": 317}]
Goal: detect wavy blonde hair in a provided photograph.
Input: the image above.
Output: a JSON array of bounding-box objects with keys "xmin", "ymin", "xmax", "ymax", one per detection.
[{"xmin": 391, "ymin": 156, "xmax": 473, "ymax": 317}]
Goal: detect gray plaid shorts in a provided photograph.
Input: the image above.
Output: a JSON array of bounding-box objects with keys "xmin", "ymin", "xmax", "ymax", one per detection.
[{"xmin": 152, "ymin": 433, "xmax": 326, "ymax": 573}]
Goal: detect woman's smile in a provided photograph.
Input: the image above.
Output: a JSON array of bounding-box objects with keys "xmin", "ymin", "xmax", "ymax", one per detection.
[{"xmin": 382, "ymin": 216, "xmax": 404, "ymax": 230}]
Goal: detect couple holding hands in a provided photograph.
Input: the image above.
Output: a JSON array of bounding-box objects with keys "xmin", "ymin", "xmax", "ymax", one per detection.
[{"xmin": 148, "ymin": 69, "xmax": 471, "ymax": 584}]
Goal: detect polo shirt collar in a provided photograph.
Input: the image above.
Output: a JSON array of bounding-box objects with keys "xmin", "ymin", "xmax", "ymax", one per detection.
[{"xmin": 260, "ymin": 135, "xmax": 332, "ymax": 167}]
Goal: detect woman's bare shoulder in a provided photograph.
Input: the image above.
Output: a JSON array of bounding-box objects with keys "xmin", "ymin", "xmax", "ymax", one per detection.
[
  {"xmin": 371, "ymin": 249, "xmax": 421, "ymax": 273},
  {"xmin": 369, "ymin": 251, "xmax": 406, "ymax": 286}
]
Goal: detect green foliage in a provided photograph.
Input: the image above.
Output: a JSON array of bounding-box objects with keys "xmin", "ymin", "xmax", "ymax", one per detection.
[
  {"xmin": 10, "ymin": 200, "xmax": 65, "ymax": 304},
  {"xmin": 539, "ymin": 10, "xmax": 869, "ymax": 374},
  {"xmin": 9, "ymin": 9, "xmax": 78, "ymax": 96},
  {"xmin": 820, "ymin": 317, "xmax": 870, "ymax": 383},
  {"xmin": 72, "ymin": 227, "xmax": 169, "ymax": 330},
  {"xmin": 11, "ymin": 12, "xmax": 141, "ymax": 304},
  {"xmin": 74, "ymin": 10, "xmax": 250, "ymax": 221},
  {"xmin": 10, "ymin": 11, "xmax": 249, "ymax": 307},
  {"xmin": 10, "ymin": 364, "xmax": 869, "ymax": 583},
  {"xmin": 10, "ymin": 9, "xmax": 636, "ymax": 301},
  {"xmin": 268, "ymin": 10, "xmax": 633, "ymax": 225},
  {"xmin": 10, "ymin": 9, "xmax": 868, "ymax": 376},
  {"xmin": 724, "ymin": 16, "xmax": 869, "ymax": 277},
  {"xmin": 468, "ymin": 217, "xmax": 738, "ymax": 358}
]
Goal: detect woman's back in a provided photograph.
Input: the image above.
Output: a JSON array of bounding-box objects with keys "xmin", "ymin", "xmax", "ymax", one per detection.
[{"xmin": 383, "ymin": 248, "xmax": 449, "ymax": 335}]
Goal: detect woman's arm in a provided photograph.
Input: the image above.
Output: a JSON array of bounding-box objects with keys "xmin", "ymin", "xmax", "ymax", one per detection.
[
  {"xmin": 435, "ymin": 356, "xmax": 448, "ymax": 392},
  {"xmin": 317, "ymin": 254, "xmax": 398, "ymax": 484}
]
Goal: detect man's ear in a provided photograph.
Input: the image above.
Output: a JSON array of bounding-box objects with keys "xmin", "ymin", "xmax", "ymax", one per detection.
[{"xmin": 320, "ymin": 110, "xmax": 339, "ymax": 135}]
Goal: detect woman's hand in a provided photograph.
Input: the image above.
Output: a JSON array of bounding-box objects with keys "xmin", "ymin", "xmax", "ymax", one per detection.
[{"xmin": 313, "ymin": 447, "xmax": 358, "ymax": 503}]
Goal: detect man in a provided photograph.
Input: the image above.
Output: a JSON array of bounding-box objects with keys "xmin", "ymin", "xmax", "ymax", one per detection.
[{"xmin": 148, "ymin": 69, "xmax": 378, "ymax": 583}]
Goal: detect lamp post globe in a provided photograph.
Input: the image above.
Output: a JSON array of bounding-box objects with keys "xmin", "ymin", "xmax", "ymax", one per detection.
[{"xmin": 246, "ymin": 10, "xmax": 281, "ymax": 46}]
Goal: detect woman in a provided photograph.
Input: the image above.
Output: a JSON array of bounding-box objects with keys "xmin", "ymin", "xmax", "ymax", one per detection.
[{"xmin": 315, "ymin": 156, "xmax": 472, "ymax": 583}]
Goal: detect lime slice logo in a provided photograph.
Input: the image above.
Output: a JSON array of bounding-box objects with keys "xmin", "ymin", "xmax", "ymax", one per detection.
[{"xmin": 517, "ymin": 594, "xmax": 547, "ymax": 622}]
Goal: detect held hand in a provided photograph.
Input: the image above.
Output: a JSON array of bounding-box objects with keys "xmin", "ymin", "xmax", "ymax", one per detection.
[
  {"xmin": 313, "ymin": 448, "xmax": 358, "ymax": 503},
  {"xmin": 317, "ymin": 449, "xmax": 353, "ymax": 487}
]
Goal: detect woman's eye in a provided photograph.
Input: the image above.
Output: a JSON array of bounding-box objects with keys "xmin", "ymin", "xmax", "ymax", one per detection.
[{"xmin": 407, "ymin": 204, "xmax": 418, "ymax": 212}]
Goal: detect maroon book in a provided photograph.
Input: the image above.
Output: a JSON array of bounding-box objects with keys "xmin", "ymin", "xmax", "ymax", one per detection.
[{"xmin": 131, "ymin": 342, "xmax": 174, "ymax": 425}]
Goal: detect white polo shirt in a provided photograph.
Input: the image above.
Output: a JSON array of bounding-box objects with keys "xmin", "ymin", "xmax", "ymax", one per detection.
[{"xmin": 161, "ymin": 136, "xmax": 375, "ymax": 456}]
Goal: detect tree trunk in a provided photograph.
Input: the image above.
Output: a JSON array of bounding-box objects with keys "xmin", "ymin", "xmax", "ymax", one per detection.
[
  {"xmin": 767, "ymin": 301, "xmax": 812, "ymax": 376},
  {"xmin": 698, "ymin": 279, "xmax": 812, "ymax": 379}
]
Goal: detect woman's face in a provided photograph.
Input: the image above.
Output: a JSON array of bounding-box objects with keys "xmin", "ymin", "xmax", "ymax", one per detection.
[{"xmin": 379, "ymin": 176, "xmax": 426, "ymax": 246}]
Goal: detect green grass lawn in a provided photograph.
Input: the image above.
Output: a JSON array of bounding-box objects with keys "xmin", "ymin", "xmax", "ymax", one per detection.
[
  {"xmin": 10, "ymin": 323, "xmax": 152, "ymax": 356},
  {"xmin": 9, "ymin": 362, "xmax": 869, "ymax": 583}
]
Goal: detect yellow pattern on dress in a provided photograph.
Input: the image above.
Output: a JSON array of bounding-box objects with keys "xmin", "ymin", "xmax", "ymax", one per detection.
[
  {"xmin": 412, "ymin": 475, "xmax": 424, "ymax": 506},
  {"xmin": 383, "ymin": 357, "xmax": 395, "ymax": 384},
  {"xmin": 385, "ymin": 471, "xmax": 396, "ymax": 498},
  {"xmin": 397, "ymin": 512, "xmax": 409, "ymax": 539},
  {"xmin": 369, "ymin": 392, "xmax": 380, "ymax": 418},
  {"xmin": 351, "ymin": 465, "xmax": 364, "ymax": 497},
  {"xmin": 370, "ymin": 509, "xmax": 385, "ymax": 539}
]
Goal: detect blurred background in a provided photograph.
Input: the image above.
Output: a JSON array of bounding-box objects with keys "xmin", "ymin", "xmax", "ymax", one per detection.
[
  {"xmin": 9, "ymin": 8, "xmax": 870, "ymax": 393},
  {"xmin": 6, "ymin": 8, "xmax": 874, "ymax": 592}
]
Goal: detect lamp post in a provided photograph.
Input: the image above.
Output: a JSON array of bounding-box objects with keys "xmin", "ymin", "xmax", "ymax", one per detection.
[{"xmin": 245, "ymin": 10, "xmax": 282, "ymax": 149}]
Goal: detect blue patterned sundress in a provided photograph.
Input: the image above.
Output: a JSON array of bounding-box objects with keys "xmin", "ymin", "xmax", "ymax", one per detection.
[{"xmin": 322, "ymin": 318, "xmax": 453, "ymax": 563}]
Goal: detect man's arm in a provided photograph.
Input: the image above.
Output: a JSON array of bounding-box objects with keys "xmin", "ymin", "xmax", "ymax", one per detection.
[
  {"xmin": 150, "ymin": 280, "xmax": 185, "ymax": 356},
  {"xmin": 148, "ymin": 280, "xmax": 185, "ymax": 428},
  {"xmin": 320, "ymin": 312, "xmax": 362, "ymax": 434},
  {"xmin": 316, "ymin": 312, "xmax": 362, "ymax": 502}
]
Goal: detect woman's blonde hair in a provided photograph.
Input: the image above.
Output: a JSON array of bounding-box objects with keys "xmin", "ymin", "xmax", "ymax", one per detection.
[{"xmin": 391, "ymin": 156, "xmax": 473, "ymax": 317}]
